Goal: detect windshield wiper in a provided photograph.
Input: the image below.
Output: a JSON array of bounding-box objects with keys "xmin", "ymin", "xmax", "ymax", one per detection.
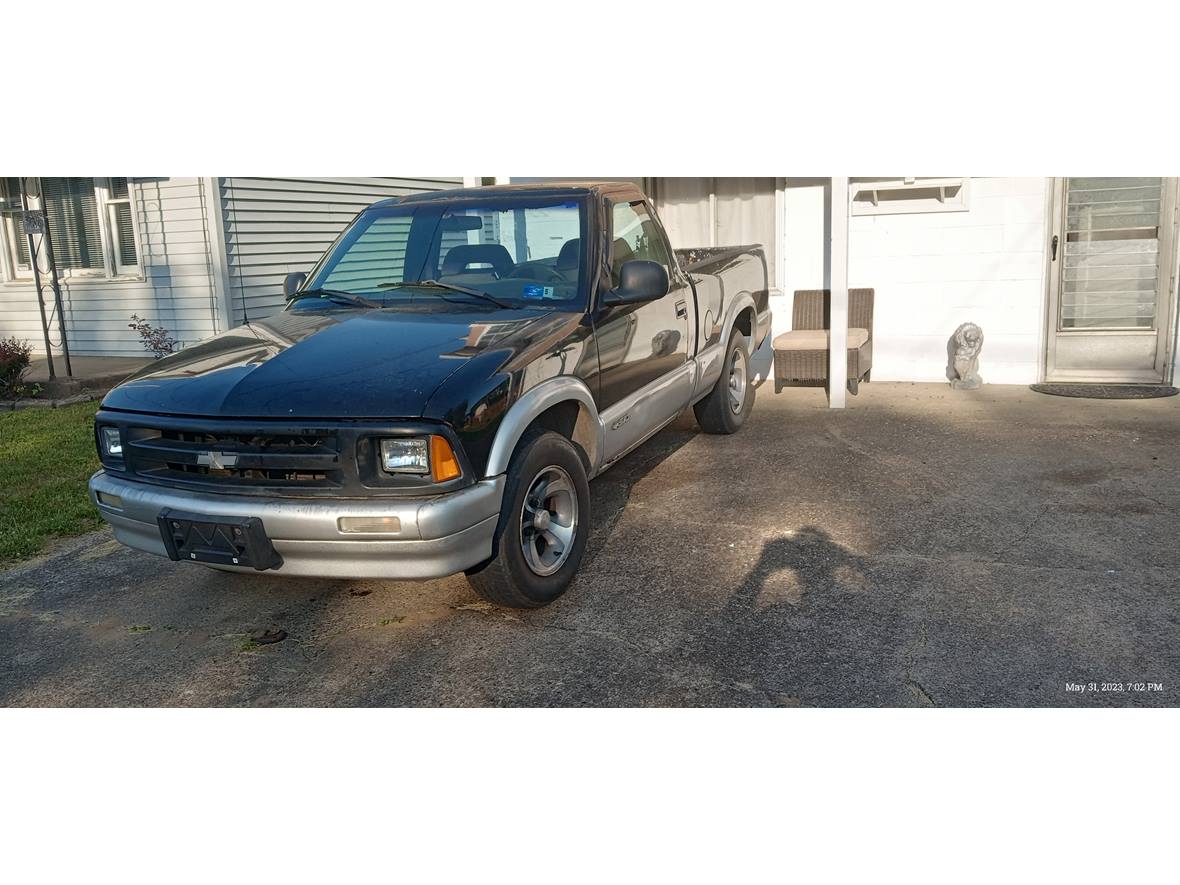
[
  {"xmin": 377, "ymin": 279, "xmax": 509, "ymax": 309},
  {"xmin": 295, "ymin": 288, "xmax": 381, "ymax": 309}
]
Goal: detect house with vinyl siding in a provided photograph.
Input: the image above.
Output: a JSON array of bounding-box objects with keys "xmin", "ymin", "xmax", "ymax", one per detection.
[
  {"xmin": 2, "ymin": 176, "xmax": 1177, "ymax": 402},
  {"xmin": 0, "ymin": 177, "xmax": 468, "ymax": 358}
]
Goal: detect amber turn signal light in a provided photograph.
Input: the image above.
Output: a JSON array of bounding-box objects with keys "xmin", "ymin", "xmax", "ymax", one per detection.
[{"xmin": 430, "ymin": 435, "xmax": 461, "ymax": 482}]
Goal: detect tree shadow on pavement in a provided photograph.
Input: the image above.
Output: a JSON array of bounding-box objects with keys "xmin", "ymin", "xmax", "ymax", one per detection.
[
  {"xmin": 701, "ymin": 525, "xmax": 926, "ymax": 706},
  {"xmin": 724, "ymin": 525, "xmax": 870, "ymax": 616}
]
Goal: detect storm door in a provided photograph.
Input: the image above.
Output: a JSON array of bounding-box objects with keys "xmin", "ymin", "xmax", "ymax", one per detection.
[{"xmin": 1045, "ymin": 177, "xmax": 1178, "ymax": 382}]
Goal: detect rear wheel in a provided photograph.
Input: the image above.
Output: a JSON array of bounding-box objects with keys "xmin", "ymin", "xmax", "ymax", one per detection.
[
  {"xmin": 694, "ymin": 331, "xmax": 754, "ymax": 434},
  {"xmin": 465, "ymin": 430, "xmax": 590, "ymax": 608}
]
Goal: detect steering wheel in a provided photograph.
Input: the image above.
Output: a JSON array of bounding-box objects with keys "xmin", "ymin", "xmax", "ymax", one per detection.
[{"xmin": 507, "ymin": 264, "xmax": 565, "ymax": 283}]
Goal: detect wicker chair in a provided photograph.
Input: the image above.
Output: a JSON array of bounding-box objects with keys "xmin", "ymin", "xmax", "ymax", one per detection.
[{"xmin": 772, "ymin": 289, "xmax": 874, "ymax": 394}]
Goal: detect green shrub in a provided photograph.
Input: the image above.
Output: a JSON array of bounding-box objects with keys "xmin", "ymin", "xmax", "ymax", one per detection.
[
  {"xmin": 0, "ymin": 336, "xmax": 33, "ymax": 399},
  {"xmin": 128, "ymin": 314, "xmax": 178, "ymax": 359}
]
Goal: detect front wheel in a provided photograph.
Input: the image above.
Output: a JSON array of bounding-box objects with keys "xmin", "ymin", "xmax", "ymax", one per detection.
[
  {"xmin": 694, "ymin": 331, "xmax": 754, "ymax": 434},
  {"xmin": 465, "ymin": 430, "xmax": 590, "ymax": 608}
]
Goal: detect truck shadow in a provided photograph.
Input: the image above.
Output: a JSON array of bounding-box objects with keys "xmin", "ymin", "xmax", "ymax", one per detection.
[{"xmin": 583, "ymin": 412, "xmax": 699, "ymax": 562}]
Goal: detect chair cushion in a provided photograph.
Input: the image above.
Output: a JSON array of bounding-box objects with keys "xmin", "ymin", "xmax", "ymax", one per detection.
[{"xmin": 772, "ymin": 328, "xmax": 869, "ymax": 352}]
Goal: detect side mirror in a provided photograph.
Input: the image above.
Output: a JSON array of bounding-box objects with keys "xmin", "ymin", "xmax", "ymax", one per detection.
[
  {"xmin": 605, "ymin": 259, "xmax": 669, "ymax": 306},
  {"xmin": 284, "ymin": 271, "xmax": 307, "ymax": 299}
]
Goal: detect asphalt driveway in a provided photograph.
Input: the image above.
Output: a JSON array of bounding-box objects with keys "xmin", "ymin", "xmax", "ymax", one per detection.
[{"xmin": 2, "ymin": 383, "xmax": 1177, "ymax": 706}]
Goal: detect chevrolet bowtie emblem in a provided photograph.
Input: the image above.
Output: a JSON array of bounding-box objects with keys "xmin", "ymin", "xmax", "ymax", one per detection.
[{"xmin": 196, "ymin": 451, "xmax": 238, "ymax": 470}]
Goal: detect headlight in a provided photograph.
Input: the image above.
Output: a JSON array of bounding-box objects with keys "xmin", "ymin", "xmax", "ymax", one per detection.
[
  {"xmin": 379, "ymin": 435, "xmax": 462, "ymax": 482},
  {"xmin": 379, "ymin": 438, "xmax": 429, "ymax": 474},
  {"xmin": 99, "ymin": 426, "xmax": 123, "ymax": 458}
]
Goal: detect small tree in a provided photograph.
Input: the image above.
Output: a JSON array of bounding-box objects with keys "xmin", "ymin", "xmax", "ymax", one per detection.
[
  {"xmin": 128, "ymin": 314, "xmax": 178, "ymax": 359},
  {"xmin": 0, "ymin": 336, "xmax": 34, "ymax": 399}
]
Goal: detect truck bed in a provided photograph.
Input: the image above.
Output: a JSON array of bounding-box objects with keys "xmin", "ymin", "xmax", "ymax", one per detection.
[
  {"xmin": 674, "ymin": 245, "xmax": 771, "ymax": 357},
  {"xmin": 674, "ymin": 245, "xmax": 765, "ymax": 276}
]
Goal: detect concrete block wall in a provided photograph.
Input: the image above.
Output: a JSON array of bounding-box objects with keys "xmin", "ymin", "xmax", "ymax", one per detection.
[{"xmin": 781, "ymin": 177, "xmax": 1051, "ymax": 385}]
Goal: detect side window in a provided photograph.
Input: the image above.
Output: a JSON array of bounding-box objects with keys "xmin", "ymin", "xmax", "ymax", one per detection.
[{"xmin": 610, "ymin": 200, "xmax": 670, "ymax": 288}]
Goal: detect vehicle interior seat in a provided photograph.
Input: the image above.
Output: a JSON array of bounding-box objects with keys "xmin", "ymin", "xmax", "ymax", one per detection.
[
  {"xmin": 556, "ymin": 238, "xmax": 580, "ymax": 280},
  {"xmin": 610, "ymin": 238, "xmax": 635, "ymax": 285},
  {"xmin": 439, "ymin": 244, "xmax": 515, "ymax": 284}
]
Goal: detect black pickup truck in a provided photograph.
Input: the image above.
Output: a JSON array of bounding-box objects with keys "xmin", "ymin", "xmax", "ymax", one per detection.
[{"xmin": 89, "ymin": 182, "xmax": 771, "ymax": 607}]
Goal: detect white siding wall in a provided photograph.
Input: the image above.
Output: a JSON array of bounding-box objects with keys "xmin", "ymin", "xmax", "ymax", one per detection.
[
  {"xmin": 0, "ymin": 270, "xmax": 49, "ymax": 353},
  {"xmin": 781, "ymin": 177, "xmax": 1050, "ymax": 384},
  {"xmin": 0, "ymin": 177, "xmax": 221, "ymax": 357},
  {"xmin": 219, "ymin": 177, "xmax": 464, "ymax": 323},
  {"xmin": 651, "ymin": 178, "xmax": 780, "ymax": 289}
]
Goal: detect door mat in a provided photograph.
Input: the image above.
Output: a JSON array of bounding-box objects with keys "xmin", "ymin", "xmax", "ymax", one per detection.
[{"xmin": 1030, "ymin": 383, "xmax": 1178, "ymax": 400}]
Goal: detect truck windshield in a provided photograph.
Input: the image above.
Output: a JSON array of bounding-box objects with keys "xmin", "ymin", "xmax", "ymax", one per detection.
[{"xmin": 300, "ymin": 196, "xmax": 588, "ymax": 309}]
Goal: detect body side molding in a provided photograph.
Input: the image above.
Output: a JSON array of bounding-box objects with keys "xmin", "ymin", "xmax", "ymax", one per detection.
[{"xmin": 598, "ymin": 360, "xmax": 697, "ymax": 470}]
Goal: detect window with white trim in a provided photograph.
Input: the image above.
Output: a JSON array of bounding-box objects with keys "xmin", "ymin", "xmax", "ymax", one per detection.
[
  {"xmin": 851, "ymin": 177, "xmax": 970, "ymax": 216},
  {"xmin": 0, "ymin": 177, "xmax": 141, "ymax": 281}
]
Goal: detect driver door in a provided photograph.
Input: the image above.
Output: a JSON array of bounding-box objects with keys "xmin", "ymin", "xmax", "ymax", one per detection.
[{"xmin": 594, "ymin": 198, "xmax": 692, "ymax": 461}]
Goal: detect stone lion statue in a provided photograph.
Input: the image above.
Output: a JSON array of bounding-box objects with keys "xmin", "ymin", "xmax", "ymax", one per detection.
[{"xmin": 950, "ymin": 322, "xmax": 984, "ymax": 390}]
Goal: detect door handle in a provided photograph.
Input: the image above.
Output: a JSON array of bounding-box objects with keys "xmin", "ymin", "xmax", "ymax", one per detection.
[
  {"xmin": 1051, "ymin": 234, "xmax": 1059, "ymax": 261},
  {"xmin": 675, "ymin": 300, "xmax": 687, "ymax": 318}
]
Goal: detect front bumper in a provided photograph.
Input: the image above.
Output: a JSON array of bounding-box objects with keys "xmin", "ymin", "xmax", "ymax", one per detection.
[{"xmin": 88, "ymin": 470, "xmax": 505, "ymax": 579}]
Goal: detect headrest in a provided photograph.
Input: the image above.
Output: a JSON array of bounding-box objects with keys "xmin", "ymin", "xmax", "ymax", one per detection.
[
  {"xmin": 556, "ymin": 238, "xmax": 581, "ymax": 273},
  {"xmin": 441, "ymin": 244, "xmax": 514, "ymax": 277},
  {"xmin": 611, "ymin": 238, "xmax": 635, "ymax": 271}
]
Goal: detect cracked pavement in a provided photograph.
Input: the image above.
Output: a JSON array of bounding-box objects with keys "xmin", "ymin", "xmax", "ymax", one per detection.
[{"xmin": 1, "ymin": 383, "xmax": 1178, "ymax": 706}]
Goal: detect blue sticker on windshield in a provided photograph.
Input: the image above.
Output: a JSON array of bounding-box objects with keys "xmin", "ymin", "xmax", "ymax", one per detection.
[{"xmin": 523, "ymin": 285, "xmax": 563, "ymax": 301}]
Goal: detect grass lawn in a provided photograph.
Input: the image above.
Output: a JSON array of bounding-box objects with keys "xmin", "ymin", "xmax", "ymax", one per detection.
[{"xmin": 0, "ymin": 401, "xmax": 102, "ymax": 565}]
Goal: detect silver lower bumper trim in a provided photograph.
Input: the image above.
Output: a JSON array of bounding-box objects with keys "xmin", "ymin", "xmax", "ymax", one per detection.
[{"xmin": 88, "ymin": 470, "xmax": 505, "ymax": 580}]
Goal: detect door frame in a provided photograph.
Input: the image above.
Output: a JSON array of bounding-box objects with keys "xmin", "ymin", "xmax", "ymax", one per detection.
[{"xmin": 1043, "ymin": 177, "xmax": 1180, "ymax": 384}]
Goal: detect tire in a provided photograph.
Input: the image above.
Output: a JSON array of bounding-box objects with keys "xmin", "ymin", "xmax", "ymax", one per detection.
[
  {"xmin": 464, "ymin": 430, "xmax": 591, "ymax": 608},
  {"xmin": 694, "ymin": 331, "xmax": 754, "ymax": 434}
]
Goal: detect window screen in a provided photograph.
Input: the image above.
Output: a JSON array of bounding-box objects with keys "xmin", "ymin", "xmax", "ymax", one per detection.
[
  {"xmin": 40, "ymin": 177, "xmax": 105, "ymax": 271},
  {"xmin": 107, "ymin": 178, "xmax": 138, "ymax": 268},
  {"xmin": 1, "ymin": 178, "xmax": 31, "ymax": 268}
]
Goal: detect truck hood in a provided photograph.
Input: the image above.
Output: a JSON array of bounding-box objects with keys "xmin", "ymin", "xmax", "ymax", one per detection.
[{"xmin": 102, "ymin": 303, "xmax": 574, "ymax": 420}]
